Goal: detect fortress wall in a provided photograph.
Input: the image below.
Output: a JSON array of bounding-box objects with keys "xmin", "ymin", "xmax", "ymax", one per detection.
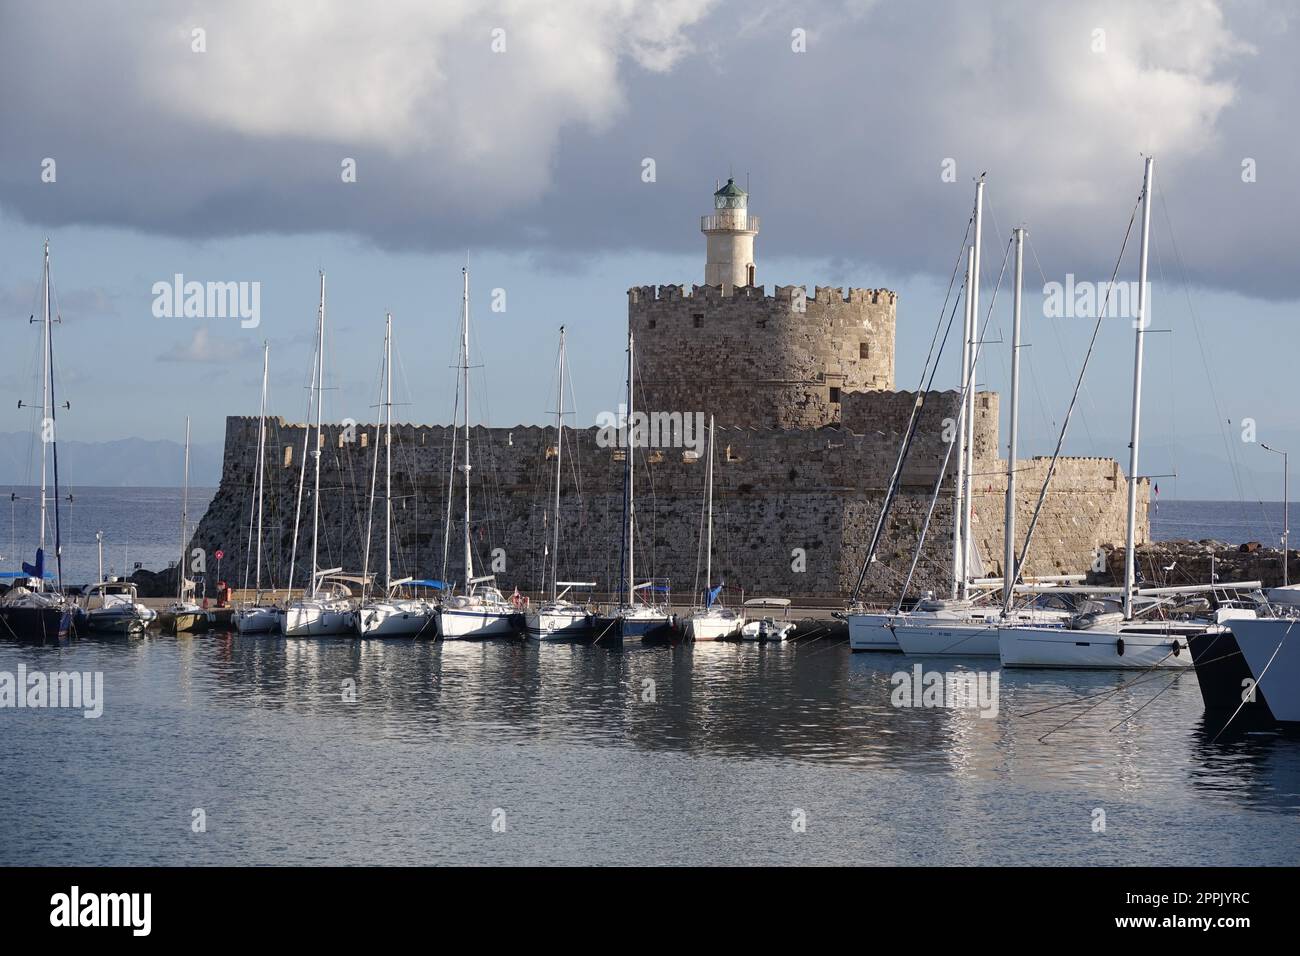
[
  {"xmin": 192, "ymin": 414, "xmax": 1141, "ymax": 602},
  {"xmin": 628, "ymin": 284, "xmax": 896, "ymax": 429}
]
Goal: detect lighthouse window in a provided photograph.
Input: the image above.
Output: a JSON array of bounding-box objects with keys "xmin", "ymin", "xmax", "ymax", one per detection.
[
  {"xmin": 693, "ymin": 313, "xmax": 703, "ymax": 328},
  {"xmin": 859, "ymin": 342, "xmax": 871, "ymax": 359},
  {"xmin": 647, "ymin": 318, "xmax": 656, "ymax": 329},
  {"xmin": 829, "ymin": 387, "xmax": 842, "ymax": 404}
]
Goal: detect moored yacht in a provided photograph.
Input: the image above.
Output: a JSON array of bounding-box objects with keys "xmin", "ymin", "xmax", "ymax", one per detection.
[
  {"xmin": 83, "ymin": 580, "xmax": 156, "ymax": 635},
  {"xmin": 435, "ymin": 268, "xmax": 515, "ymax": 641}
]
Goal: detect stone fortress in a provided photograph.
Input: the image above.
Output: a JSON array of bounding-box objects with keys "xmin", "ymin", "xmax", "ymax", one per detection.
[{"xmin": 190, "ymin": 178, "xmax": 1146, "ymax": 602}]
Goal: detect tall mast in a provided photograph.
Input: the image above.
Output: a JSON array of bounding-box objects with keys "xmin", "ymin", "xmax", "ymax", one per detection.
[
  {"xmin": 384, "ymin": 313, "xmax": 393, "ymax": 594},
  {"xmin": 361, "ymin": 323, "xmax": 384, "ymax": 602},
  {"xmin": 286, "ymin": 329, "xmax": 317, "ymax": 599},
  {"xmin": 1124, "ymin": 157, "xmax": 1154, "ymax": 619},
  {"xmin": 178, "ymin": 416, "xmax": 190, "ymax": 602},
  {"xmin": 705, "ymin": 414, "xmax": 714, "ymax": 593},
  {"xmin": 962, "ymin": 179, "xmax": 984, "ymax": 600},
  {"xmin": 247, "ymin": 343, "xmax": 270, "ymax": 598},
  {"xmin": 550, "ymin": 327, "xmax": 566, "ymax": 602},
  {"xmin": 38, "ymin": 241, "xmax": 50, "ymax": 564},
  {"xmin": 1004, "ymin": 227, "xmax": 1025, "ymax": 608},
  {"xmin": 461, "ymin": 268, "xmax": 473, "ymax": 591},
  {"xmin": 625, "ymin": 328, "xmax": 636, "ymax": 606},
  {"xmin": 309, "ymin": 272, "xmax": 325, "ymax": 598},
  {"xmin": 951, "ymin": 245, "xmax": 973, "ymax": 599}
]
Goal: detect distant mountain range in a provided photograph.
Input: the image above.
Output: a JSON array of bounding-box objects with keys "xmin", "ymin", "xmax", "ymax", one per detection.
[{"xmin": 0, "ymin": 431, "xmax": 223, "ymax": 487}]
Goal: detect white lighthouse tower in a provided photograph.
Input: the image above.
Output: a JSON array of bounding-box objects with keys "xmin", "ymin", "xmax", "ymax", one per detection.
[{"xmin": 701, "ymin": 177, "xmax": 759, "ymax": 291}]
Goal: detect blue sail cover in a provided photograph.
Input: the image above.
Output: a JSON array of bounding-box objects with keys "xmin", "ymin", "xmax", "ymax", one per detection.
[
  {"xmin": 407, "ymin": 579, "xmax": 448, "ymax": 590},
  {"xmin": 20, "ymin": 548, "xmax": 45, "ymax": 580},
  {"xmin": 705, "ymin": 584, "xmax": 723, "ymax": 608}
]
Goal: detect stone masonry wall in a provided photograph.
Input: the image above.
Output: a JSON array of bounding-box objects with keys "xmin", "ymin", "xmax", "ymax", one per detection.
[
  {"xmin": 629, "ymin": 284, "xmax": 896, "ymax": 430},
  {"xmin": 190, "ymin": 407, "xmax": 1144, "ymax": 603}
]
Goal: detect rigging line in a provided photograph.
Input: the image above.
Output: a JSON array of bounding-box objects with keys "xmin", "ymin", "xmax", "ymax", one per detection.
[
  {"xmin": 1108, "ymin": 671, "xmax": 1185, "ymax": 731},
  {"xmin": 1026, "ymin": 235, "xmax": 1100, "ymax": 454},
  {"xmin": 893, "ymin": 234, "xmax": 1012, "ymax": 609},
  {"xmin": 1210, "ymin": 619, "xmax": 1294, "ymax": 742},
  {"xmin": 1036, "ymin": 647, "xmax": 1182, "ymax": 742},
  {"xmin": 1156, "ymin": 188, "xmax": 1252, "ymax": 511},
  {"xmin": 1014, "ymin": 656, "xmax": 1176, "ymax": 718},
  {"xmin": 848, "ymin": 219, "xmax": 974, "ymax": 603},
  {"xmin": 1003, "ymin": 189, "xmax": 1144, "ymax": 615}
]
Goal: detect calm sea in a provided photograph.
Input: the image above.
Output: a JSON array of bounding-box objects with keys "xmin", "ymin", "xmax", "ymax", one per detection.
[
  {"xmin": 1, "ymin": 486, "xmax": 216, "ymax": 584},
  {"xmin": 2, "ymin": 492, "xmax": 1297, "ymax": 866}
]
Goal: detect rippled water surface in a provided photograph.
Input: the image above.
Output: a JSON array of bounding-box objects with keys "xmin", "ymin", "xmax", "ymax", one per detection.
[{"xmin": 2, "ymin": 634, "xmax": 1298, "ymax": 865}]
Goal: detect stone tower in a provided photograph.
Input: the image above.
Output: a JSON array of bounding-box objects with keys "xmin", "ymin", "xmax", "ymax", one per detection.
[
  {"xmin": 702, "ymin": 178, "xmax": 759, "ymax": 290},
  {"xmin": 629, "ymin": 177, "xmax": 897, "ymax": 429}
]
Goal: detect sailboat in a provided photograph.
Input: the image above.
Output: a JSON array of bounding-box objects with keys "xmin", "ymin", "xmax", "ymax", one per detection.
[
  {"xmin": 684, "ymin": 416, "xmax": 743, "ymax": 641},
  {"xmin": 0, "ymin": 241, "xmax": 76, "ymax": 643},
  {"xmin": 165, "ymin": 417, "xmax": 211, "ymax": 633},
  {"xmin": 524, "ymin": 326, "xmax": 598, "ymax": 641},
  {"xmin": 280, "ymin": 272, "xmax": 356, "ymax": 638},
  {"xmin": 234, "ymin": 343, "xmax": 279, "ymax": 634},
  {"xmin": 998, "ymin": 157, "xmax": 1249, "ymax": 669},
  {"xmin": 436, "ymin": 268, "xmax": 516, "ymax": 640},
  {"xmin": 892, "ymin": 224, "xmax": 1074, "ymax": 657},
  {"xmin": 593, "ymin": 328, "xmax": 674, "ymax": 641},
  {"xmin": 352, "ymin": 314, "xmax": 436, "ymax": 637}
]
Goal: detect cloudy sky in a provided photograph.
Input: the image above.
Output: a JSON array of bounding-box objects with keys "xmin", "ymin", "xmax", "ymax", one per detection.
[{"xmin": 0, "ymin": 0, "xmax": 1296, "ymax": 500}]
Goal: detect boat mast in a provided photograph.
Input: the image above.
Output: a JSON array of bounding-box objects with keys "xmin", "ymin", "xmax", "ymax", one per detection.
[
  {"xmin": 962, "ymin": 179, "xmax": 984, "ymax": 600},
  {"xmin": 178, "ymin": 416, "xmax": 190, "ymax": 602},
  {"xmin": 705, "ymin": 414, "xmax": 714, "ymax": 596},
  {"xmin": 384, "ymin": 313, "xmax": 393, "ymax": 594},
  {"xmin": 625, "ymin": 328, "xmax": 636, "ymax": 606},
  {"xmin": 951, "ymin": 245, "xmax": 973, "ymax": 599},
  {"xmin": 38, "ymin": 241, "xmax": 50, "ymax": 571},
  {"xmin": 309, "ymin": 272, "xmax": 325, "ymax": 598},
  {"xmin": 247, "ymin": 343, "xmax": 270, "ymax": 599},
  {"xmin": 1124, "ymin": 157, "xmax": 1154, "ymax": 620},
  {"xmin": 1004, "ymin": 227, "xmax": 1024, "ymax": 608},
  {"xmin": 361, "ymin": 322, "xmax": 384, "ymax": 603},
  {"xmin": 461, "ymin": 268, "xmax": 473, "ymax": 592},
  {"xmin": 550, "ymin": 326, "xmax": 566, "ymax": 603}
]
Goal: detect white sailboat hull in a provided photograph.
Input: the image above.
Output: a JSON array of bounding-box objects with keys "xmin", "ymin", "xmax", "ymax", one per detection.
[
  {"xmin": 847, "ymin": 612, "xmax": 900, "ymax": 651},
  {"xmin": 999, "ymin": 623, "xmax": 1196, "ymax": 669},
  {"xmin": 234, "ymin": 605, "xmax": 279, "ymax": 634},
  {"xmin": 524, "ymin": 605, "xmax": 593, "ymax": 641},
  {"xmin": 437, "ymin": 607, "xmax": 515, "ymax": 639},
  {"xmin": 1225, "ymin": 617, "xmax": 1300, "ymax": 723},
  {"xmin": 280, "ymin": 602, "xmax": 354, "ymax": 637},
  {"xmin": 686, "ymin": 611, "xmax": 743, "ymax": 641},
  {"xmin": 355, "ymin": 601, "xmax": 435, "ymax": 637},
  {"xmin": 894, "ymin": 609, "xmax": 1071, "ymax": 658}
]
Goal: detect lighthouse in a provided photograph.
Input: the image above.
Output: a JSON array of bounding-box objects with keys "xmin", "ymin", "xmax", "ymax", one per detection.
[{"xmin": 701, "ymin": 177, "xmax": 759, "ymax": 290}]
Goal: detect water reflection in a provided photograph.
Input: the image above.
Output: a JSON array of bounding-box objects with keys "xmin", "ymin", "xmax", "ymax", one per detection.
[{"xmin": 6, "ymin": 630, "xmax": 1299, "ymax": 818}]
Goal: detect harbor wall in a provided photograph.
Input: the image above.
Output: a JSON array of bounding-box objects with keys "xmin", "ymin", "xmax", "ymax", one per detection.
[{"xmin": 188, "ymin": 405, "xmax": 1146, "ymax": 602}]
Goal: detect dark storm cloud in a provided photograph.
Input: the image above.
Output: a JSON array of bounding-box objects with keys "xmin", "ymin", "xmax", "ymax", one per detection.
[{"xmin": 1, "ymin": 1, "xmax": 1296, "ymax": 298}]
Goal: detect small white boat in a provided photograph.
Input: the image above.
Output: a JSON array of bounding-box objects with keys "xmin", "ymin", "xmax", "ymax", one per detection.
[
  {"xmin": 234, "ymin": 604, "xmax": 279, "ymax": 634},
  {"xmin": 84, "ymin": 580, "xmax": 156, "ymax": 635},
  {"xmin": 280, "ymin": 590, "xmax": 355, "ymax": 638},
  {"xmin": 737, "ymin": 598, "xmax": 793, "ymax": 641},
  {"xmin": 437, "ymin": 586, "xmax": 516, "ymax": 640},
  {"xmin": 524, "ymin": 598, "xmax": 594, "ymax": 641},
  {"xmin": 686, "ymin": 605, "xmax": 743, "ymax": 641},
  {"xmin": 354, "ymin": 597, "xmax": 436, "ymax": 637},
  {"xmin": 892, "ymin": 597, "xmax": 1073, "ymax": 658}
]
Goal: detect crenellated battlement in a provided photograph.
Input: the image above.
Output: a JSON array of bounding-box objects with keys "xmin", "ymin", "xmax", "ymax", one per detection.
[{"xmin": 628, "ymin": 284, "xmax": 898, "ymax": 307}]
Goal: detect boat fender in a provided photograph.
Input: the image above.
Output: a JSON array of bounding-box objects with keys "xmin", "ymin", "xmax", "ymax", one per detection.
[
  {"xmin": 1171, "ymin": 640, "xmax": 1181, "ymax": 657},
  {"xmin": 1116, "ymin": 637, "xmax": 1125, "ymax": 657}
]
